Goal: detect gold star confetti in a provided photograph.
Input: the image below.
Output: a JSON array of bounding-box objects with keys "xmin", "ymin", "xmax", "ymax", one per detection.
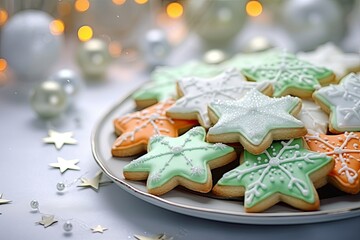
[
  {"xmin": 49, "ymin": 157, "xmax": 80, "ymax": 173},
  {"xmin": 91, "ymin": 225, "xmax": 108, "ymax": 233},
  {"xmin": 37, "ymin": 215, "xmax": 58, "ymax": 228},
  {"xmin": 134, "ymin": 233, "xmax": 173, "ymax": 240},
  {"xmin": 0, "ymin": 194, "xmax": 11, "ymax": 205},
  {"xmin": 43, "ymin": 130, "xmax": 77, "ymax": 150},
  {"xmin": 77, "ymin": 171, "xmax": 111, "ymax": 191}
]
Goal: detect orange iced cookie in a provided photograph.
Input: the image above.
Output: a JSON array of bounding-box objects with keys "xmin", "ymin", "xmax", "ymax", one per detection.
[
  {"xmin": 305, "ymin": 132, "xmax": 360, "ymax": 194},
  {"xmin": 112, "ymin": 100, "xmax": 198, "ymax": 157}
]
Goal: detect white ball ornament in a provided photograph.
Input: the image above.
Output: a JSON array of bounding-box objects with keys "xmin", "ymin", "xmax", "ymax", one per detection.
[
  {"xmin": 281, "ymin": 0, "xmax": 345, "ymax": 51},
  {"xmin": 30, "ymin": 81, "xmax": 68, "ymax": 118},
  {"xmin": 51, "ymin": 69, "xmax": 81, "ymax": 102},
  {"xmin": 142, "ymin": 29, "xmax": 171, "ymax": 66},
  {"xmin": 63, "ymin": 221, "xmax": 73, "ymax": 232},
  {"xmin": 77, "ymin": 39, "xmax": 112, "ymax": 78},
  {"xmin": 184, "ymin": 0, "xmax": 247, "ymax": 45},
  {"xmin": 0, "ymin": 10, "xmax": 63, "ymax": 80}
]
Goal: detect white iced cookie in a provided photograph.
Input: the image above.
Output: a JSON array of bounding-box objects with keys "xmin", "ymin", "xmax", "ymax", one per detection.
[
  {"xmin": 166, "ymin": 68, "xmax": 273, "ymax": 128},
  {"xmin": 313, "ymin": 73, "xmax": 360, "ymax": 133},
  {"xmin": 297, "ymin": 43, "xmax": 360, "ymax": 81},
  {"xmin": 297, "ymin": 99, "xmax": 329, "ymax": 134}
]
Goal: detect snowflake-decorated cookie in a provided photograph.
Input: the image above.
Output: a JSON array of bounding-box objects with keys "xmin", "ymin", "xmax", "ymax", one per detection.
[
  {"xmin": 207, "ymin": 89, "xmax": 306, "ymax": 154},
  {"xmin": 241, "ymin": 51, "xmax": 335, "ymax": 98},
  {"xmin": 296, "ymin": 99, "xmax": 329, "ymax": 134},
  {"xmin": 297, "ymin": 43, "xmax": 360, "ymax": 81},
  {"xmin": 111, "ymin": 100, "xmax": 198, "ymax": 157},
  {"xmin": 166, "ymin": 68, "xmax": 273, "ymax": 128},
  {"xmin": 132, "ymin": 61, "xmax": 222, "ymax": 109},
  {"xmin": 313, "ymin": 73, "xmax": 360, "ymax": 133},
  {"xmin": 220, "ymin": 48, "xmax": 279, "ymax": 71},
  {"xmin": 123, "ymin": 127, "xmax": 236, "ymax": 195},
  {"xmin": 213, "ymin": 138, "xmax": 333, "ymax": 212},
  {"xmin": 305, "ymin": 132, "xmax": 360, "ymax": 194}
]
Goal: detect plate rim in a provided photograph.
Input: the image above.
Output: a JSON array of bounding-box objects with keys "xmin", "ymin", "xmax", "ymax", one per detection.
[{"xmin": 91, "ymin": 89, "xmax": 360, "ymax": 225}]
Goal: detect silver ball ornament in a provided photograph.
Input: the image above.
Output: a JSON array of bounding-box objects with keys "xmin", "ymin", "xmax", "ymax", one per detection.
[
  {"xmin": 0, "ymin": 10, "xmax": 63, "ymax": 80},
  {"xmin": 56, "ymin": 182, "xmax": 66, "ymax": 191},
  {"xmin": 77, "ymin": 38, "xmax": 111, "ymax": 78},
  {"xmin": 30, "ymin": 81, "xmax": 68, "ymax": 118},
  {"xmin": 142, "ymin": 29, "xmax": 171, "ymax": 66},
  {"xmin": 185, "ymin": 0, "xmax": 247, "ymax": 45},
  {"xmin": 281, "ymin": 0, "xmax": 345, "ymax": 51},
  {"xmin": 30, "ymin": 200, "xmax": 39, "ymax": 209},
  {"xmin": 203, "ymin": 49, "xmax": 227, "ymax": 64},
  {"xmin": 51, "ymin": 69, "xmax": 81, "ymax": 101},
  {"xmin": 63, "ymin": 221, "xmax": 73, "ymax": 232}
]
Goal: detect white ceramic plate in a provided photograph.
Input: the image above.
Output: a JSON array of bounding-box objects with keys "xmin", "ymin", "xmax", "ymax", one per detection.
[{"xmin": 91, "ymin": 92, "xmax": 360, "ymax": 225}]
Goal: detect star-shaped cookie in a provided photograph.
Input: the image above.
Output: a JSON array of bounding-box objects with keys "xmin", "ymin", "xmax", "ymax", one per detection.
[
  {"xmin": 296, "ymin": 99, "xmax": 329, "ymax": 134},
  {"xmin": 305, "ymin": 132, "xmax": 360, "ymax": 194},
  {"xmin": 123, "ymin": 127, "xmax": 236, "ymax": 195},
  {"xmin": 166, "ymin": 68, "xmax": 273, "ymax": 128},
  {"xmin": 207, "ymin": 89, "xmax": 306, "ymax": 154},
  {"xmin": 241, "ymin": 51, "xmax": 335, "ymax": 98},
  {"xmin": 112, "ymin": 100, "xmax": 198, "ymax": 157},
  {"xmin": 297, "ymin": 43, "xmax": 360, "ymax": 81},
  {"xmin": 213, "ymin": 138, "xmax": 333, "ymax": 212},
  {"xmin": 132, "ymin": 61, "xmax": 222, "ymax": 109},
  {"xmin": 313, "ymin": 73, "xmax": 360, "ymax": 133}
]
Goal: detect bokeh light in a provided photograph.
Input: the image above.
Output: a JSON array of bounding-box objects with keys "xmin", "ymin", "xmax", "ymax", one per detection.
[
  {"xmin": 112, "ymin": 0, "xmax": 126, "ymax": 5},
  {"xmin": 78, "ymin": 26, "xmax": 93, "ymax": 42},
  {"xmin": 49, "ymin": 20, "xmax": 65, "ymax": 35},
  {"xmin": 246, "ymin": 1, "xmax": 263, "ymax": 17},
  {"xmin": 108, "ymin": 41, "xmax": 123, "ymax": 58},
  {"xmin": 0, "ymin": 8, "xmax": 8, "ymax": 26},
  {"xmin": 75, "ymin": 0, "xmax": 90, "ymax": 12},
  {"xmin": 0, "ymin": 58, "xmax": 8, "ymax": 72},
  {"xmin": 134, "ymin": 0, "xmax": 148, "ymax": 5},
  {"xmin": 166, "ymin": 2, "xmax": 183, "ymax": 19}
]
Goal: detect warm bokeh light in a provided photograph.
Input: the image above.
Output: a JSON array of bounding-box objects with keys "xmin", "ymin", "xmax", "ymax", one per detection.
[
  {"xmin": 0, "ymin": 8, "xmax": 8, "ymax": 26},
  {"xmin": 166, "ymin": 2, "xmax": 183, "ymax": 19},
  {"xmin": 75, "ymin": 0, "xmax": 90, "ymax": 12},
  {"xmin": 78, "ymin": 25, "xmax": 93, "ymax": 42},
  {"xmin": 246, "ymin": 1, "xmax": 263, "ymax": 17},
  {"xmin": 112, "ymin": 0, "xmax": 126, "ymax": 5},
  {"xmin": 58, "ymin": 1, "xmax": 72, "ymax": 16},
  {"xmin": 49, "ymin": 20, "xmax": 65, "ymax": 35},
  {"xmin": 134, "ymin": 0, "xmax": 148, "ymax": 4},
  {"xmin": 108, "ymin": 41, "xmax": 123, "ymax": 58},
  {"xmin": 0, "ymin": 58, "xmax": 8, "ymax": 72}
]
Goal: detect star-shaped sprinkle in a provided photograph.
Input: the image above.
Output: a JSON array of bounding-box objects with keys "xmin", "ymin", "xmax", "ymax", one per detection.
[
  {"xmin": 77, "ymin": 171, "xmax": 111, "ymax": 191},
  {"xmin": 134, "ymin": 233, "xmax": 173, "ymax": 240},
  {"xmin": 313, "ymin": 73, "xmax": 360, "ymax": 133},
  {"xmin": 49, "ymin": 157, "xmax": 80, "ymax": 173},
  {"xmin": 43, "ymin": 130, "xmax": 77, "ymax": 150},
  {"xmin": 91, "ymin": 225, "xmax": 108, "ymax": 233},
  {"xmin": 297, "ymin": 43, "xmax": 360, "ymax": 81},
  {"xmin": 123, "ymin": 127, "xmax": 236, "ymax": 195},
  {"xmin": 207, "ymin": 89, "xmax": 306, "ymax": 154},
  {"xmin": 305, "ymin": 132, "xmax": 360, "ymax": 194},
  {"xmin": 296, "ymin": 99, "xmax": 329, "ymax": 134},
  {"xmin": 242, "ymin": 50, "xmax": 335, "ymax": 97},
  {"xmin": 213, "ymin": 138, "xmax": 333, "ymax": 212},
  {"xmin": 112, "ymin": 100, "xmax": 197, "ymax": 157},
  {"xmin": 132, "ymin": 61, "xmax": 222, "ymax": 108},
  {"xmin": 37, "ymin": 215, "xmax": 58, "ymax": 228},
  {"xmin": 166, "ymin": 68, "xmax": 272, "ymax": 128},
  {"xmin": 0, "ymin": 194, "xmax": 11, "ymax": 205}
]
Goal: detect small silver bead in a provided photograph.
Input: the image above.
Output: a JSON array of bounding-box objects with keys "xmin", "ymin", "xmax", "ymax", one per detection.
[
  {"xmin": 30, "ymin": 200, "xmax": 39, "ymax": 209},
  {"xmin": 57, "ymin": 182, "xmax": 66, "ymax": 191},
  {"xmin": 63, "ymin": 221, "xmax": 73, "ymax": 232}
]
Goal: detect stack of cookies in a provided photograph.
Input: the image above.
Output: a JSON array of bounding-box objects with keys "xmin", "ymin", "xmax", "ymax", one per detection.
[{"xmin": 111, "ymin": 43, "xmax": 360, "ymax": 213}]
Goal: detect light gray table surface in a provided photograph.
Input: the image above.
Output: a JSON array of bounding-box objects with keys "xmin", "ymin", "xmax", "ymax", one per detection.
[{"xmin": 1, "ymin": 35, "xmax": 360, "ymax": 240}]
